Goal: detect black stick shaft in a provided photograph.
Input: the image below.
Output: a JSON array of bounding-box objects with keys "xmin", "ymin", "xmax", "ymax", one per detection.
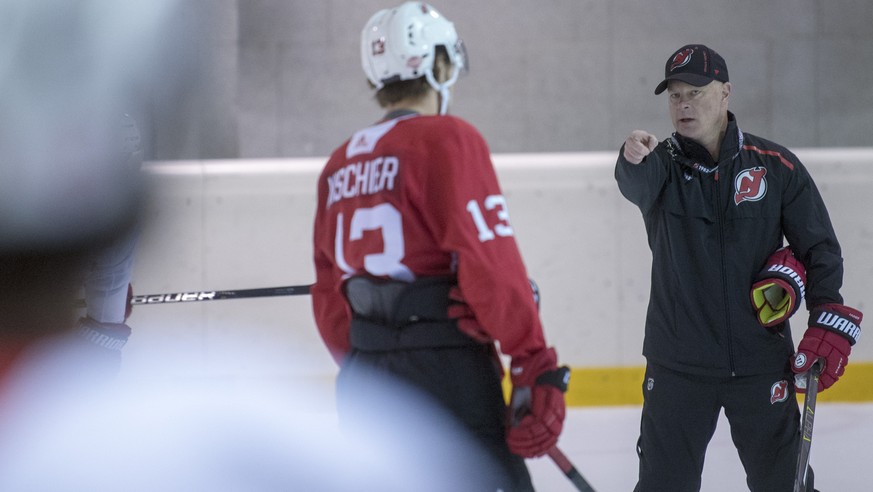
[
  {"xmin": 76, "ymin": 284, "xmax": 313, "ymax": 308},
  {"xmin": 547, "ymin": 446, "xmax": 596, "ymax": 492},
  {"xmin": 793, "ymin": 358, "xmax": 823, "ymax": 492},
  {"xmin": 130, "ymin": 284, "xmax": 312, "ymax": 304}
]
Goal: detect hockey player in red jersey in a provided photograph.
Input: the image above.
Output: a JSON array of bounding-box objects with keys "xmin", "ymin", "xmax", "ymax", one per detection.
[{"xmin": 311, "ymin": 3, "xmax": 567, "ymax": 490}]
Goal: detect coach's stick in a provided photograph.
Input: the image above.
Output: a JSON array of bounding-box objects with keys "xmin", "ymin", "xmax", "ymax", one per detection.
[
  {"xmin": 547, "ymin": 446, "xmax": 596, "ymax": 492},
  {"xmin": 793, "ymin": 358, "xmax": 824, "ymax": 492},
  {"xmin": 76, "ymin": 284, "xmax": 312, "ymax": 308}
]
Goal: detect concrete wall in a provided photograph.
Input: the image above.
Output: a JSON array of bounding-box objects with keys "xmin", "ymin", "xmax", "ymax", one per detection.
[
  {"xmin": 123, "ymin": 150, "xmax": 873, "ymax": 382},
  {"xmin": 147, "ymin": 1, "xmax": 873, "ymax": 160}
]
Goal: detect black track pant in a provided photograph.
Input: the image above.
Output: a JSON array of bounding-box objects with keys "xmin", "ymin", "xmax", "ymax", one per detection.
[
  {"xmin": 634, "ymin": 362, "xmax": 813, "ymax": 492},
  {"xmin": 337, "ymin": 344, "xmax": 534, "ymax": 492}
]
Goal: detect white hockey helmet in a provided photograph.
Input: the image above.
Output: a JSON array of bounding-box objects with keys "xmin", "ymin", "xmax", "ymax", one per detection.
[{"xmin": 361, "ymin": 2, "xmax": 467, "ymax": 114}]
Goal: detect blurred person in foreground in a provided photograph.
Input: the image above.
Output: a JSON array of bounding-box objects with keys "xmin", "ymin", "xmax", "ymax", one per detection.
[
  {"xmin": 311, "ymin": 2, "xmax": 569, "ymax": 490},
  {"xmin": 0, "ymin": 2, "xmax": 441, "ymax": 490},
  {"xmin": 74, "ymin": 114, "xmax": 144, "ymax": 373},
  {"xmin": 0, "ymin": 111, "xmax": 144, "ymax": 388},
  {"xmin": 0, "ymin": 112, "xmax": 445, "ymax": 491},
  {"xmin": 616, "ymin": 44, "xmax": 862, "ymax": 492}
]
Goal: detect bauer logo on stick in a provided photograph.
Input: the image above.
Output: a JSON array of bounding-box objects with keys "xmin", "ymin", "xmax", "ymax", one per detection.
[{"xmin": 132, "ymin": 291, "xmax": 217, "ymax": 304}]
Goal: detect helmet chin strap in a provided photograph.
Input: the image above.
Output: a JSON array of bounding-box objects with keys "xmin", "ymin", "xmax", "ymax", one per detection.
[
  {"xmin": 437, "ymin": 86, "xmax": 450, "ymax": 116},
  {"xmin": 425, "ymin": 67, "xmax": 460, "ymax": 115}
]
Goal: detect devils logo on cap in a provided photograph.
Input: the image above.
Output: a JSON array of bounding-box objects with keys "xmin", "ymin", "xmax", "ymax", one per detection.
[{"xmin": 670, "ymin": 49, "xmax": 694, "ymax": 71}]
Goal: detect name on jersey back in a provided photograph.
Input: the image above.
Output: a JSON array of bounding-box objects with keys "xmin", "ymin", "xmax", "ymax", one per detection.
[{"xmin": 326, "ymin": 156, "xmax": 398, "ymax": 208}]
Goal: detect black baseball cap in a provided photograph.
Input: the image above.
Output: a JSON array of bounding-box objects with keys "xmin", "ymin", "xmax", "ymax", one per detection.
[{"xmin": 654, "ymin": 44, "xmax": 729, "ymax": 95}]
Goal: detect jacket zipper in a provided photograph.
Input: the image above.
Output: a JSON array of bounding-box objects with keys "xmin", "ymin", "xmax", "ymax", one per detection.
[{"xmin": 714, "ymin": 169, "xmax": 737, "ymax": 376}]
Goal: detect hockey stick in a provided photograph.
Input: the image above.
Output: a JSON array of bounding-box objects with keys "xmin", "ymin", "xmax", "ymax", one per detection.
[
  {"xmin": 793, "ymin": 358, "xmax": 824, "ymax": 492},
  {"xmin": 76, "ymin": 284, "xmax": 312, "ymax": 308},
  {"xmin": 526, "ymin": 279, "xmax": 595, "ymax": 490},
  {"xmin": 547, "ymin": 446, "xmax": 596, "ymax": 492}
]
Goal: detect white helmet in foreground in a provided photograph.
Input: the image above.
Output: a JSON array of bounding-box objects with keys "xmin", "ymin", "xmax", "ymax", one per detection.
[{"xmin": 361, "ymin": 2, "xmax": 467, "ymax": 115}]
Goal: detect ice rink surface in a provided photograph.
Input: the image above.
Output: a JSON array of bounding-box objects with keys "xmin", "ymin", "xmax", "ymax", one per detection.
[
  {"xmin": 528, "ymin": 403, "xmax": 873, "ymax": 491},
  {"xmin": 1, "ymin": 336, "xmax": 869, "ymax": 492}
]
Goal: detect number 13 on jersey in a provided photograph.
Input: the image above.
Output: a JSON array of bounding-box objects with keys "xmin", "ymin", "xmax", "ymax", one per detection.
[
  {"xmin": 467, "ymin": 194, "xmax": 514, "ymax": 242},
  {"xmin": 333, "ymin": 194, "xmax": 514, "ymax": 280},
  {"xmin": 334, "ymin": 203, "xmax": 414, "ymax": 281}
]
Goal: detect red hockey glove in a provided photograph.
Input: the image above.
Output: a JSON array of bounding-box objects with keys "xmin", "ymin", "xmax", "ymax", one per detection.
[
  {"xmin": 506, "ymin": 347, "xmax": 568, "ymax": 458},
  {"xmin": 750, "ymin": 247, "xmax": 806, "ymax": 328},
  {"xmin": 792, "ymin": 304, "xmax": 862, "ymax": 392}
]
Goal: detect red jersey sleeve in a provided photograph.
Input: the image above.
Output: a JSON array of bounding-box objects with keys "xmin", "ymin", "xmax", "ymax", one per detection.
[{"xmin": 421, "ymin": 118, "xmax": 547, "ymax": 359}]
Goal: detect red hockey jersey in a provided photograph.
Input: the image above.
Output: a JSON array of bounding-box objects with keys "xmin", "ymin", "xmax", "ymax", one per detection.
[{"xmin": 312, "ymin": 113, "xmax": 545, "ymax": 364}]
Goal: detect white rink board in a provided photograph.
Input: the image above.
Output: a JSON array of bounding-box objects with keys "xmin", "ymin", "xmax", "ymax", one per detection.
[{"xmin": 124, "ymin": 150, "xmax": 873, "ymax": 380}]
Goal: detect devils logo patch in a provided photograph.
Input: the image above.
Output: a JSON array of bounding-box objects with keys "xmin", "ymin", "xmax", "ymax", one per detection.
[
  {"xmin": 734, "ymin": 167, "xmax": 768, "ymax": 205},
  {"xmin": 670, "ymin": 49, "xmax": 694, "ymax": 71},
  {"xmin": 770, "ymin": 380, "xmax": 789, "ymax": 404}
]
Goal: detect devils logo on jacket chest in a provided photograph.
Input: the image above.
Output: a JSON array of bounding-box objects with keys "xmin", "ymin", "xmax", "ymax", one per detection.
[{"xmin": 734, "ymin": 166, "xmax": 768, "ymax": 205}]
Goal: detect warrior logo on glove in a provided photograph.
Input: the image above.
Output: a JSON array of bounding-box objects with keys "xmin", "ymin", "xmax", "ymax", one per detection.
[
  {"xmin": 794, "ymin": 352, "xmax": 807, "ymax": 370},
  {"xmin": 793, "ymin": 304, "xmax": 863, "ymax": 392},
  {"xmin": 750, "ymin": 246, "xmax": 806, "ymax": 327}
]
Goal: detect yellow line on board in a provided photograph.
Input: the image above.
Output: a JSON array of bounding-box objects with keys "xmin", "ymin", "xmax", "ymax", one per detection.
[
  {"xmin": 501, "ymin": 366, "xmax": 646, "ymax": 407},
  {"xmin": 565, "ymin": 366, "xmax": 646, "ymax": 407},
  {"xmin": 501, "ymin": 362, "xmax": 873, "ymax": 407}
]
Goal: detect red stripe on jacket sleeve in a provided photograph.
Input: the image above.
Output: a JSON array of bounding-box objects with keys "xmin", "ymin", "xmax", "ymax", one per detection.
[{"xmin": 742, "ymin": 145, "xmax": 795, "ymax": 170}]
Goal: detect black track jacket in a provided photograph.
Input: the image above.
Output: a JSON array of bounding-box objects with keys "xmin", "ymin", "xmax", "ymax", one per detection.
[{"xmin": 616, "ymin": 113, "xmax": 844, "ymax": 377}]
